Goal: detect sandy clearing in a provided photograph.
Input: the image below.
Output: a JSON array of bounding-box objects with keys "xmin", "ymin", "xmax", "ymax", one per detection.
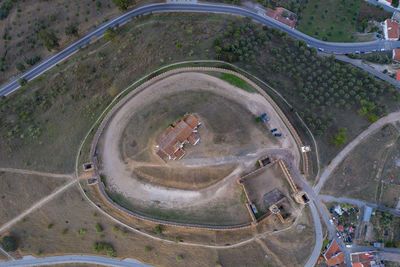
[{"xmin": 99, "ymin": 72, "xmax": 298, "ymax": 208}]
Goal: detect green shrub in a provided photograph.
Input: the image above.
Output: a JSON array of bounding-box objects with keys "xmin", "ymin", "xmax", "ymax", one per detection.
[
  {"xmin": 65, "ymin": 23, "xmax": 79, "ymax": 37},
  {"xmin": 62, "ymin": 228, "xmax": 69, "ymax": 235},
  {"xmin": 176, "ymin": 255, "xmax": 184, "ymax": 261},
  {"xmin": 94, "ymin": 223, "xmax": 103, "ymax": 233},
  {"xmin": 1, "ymin": 236, "xmax": 17, "ymax": 252},
  {"xmin": 93, "ymin": 242, "xmax": 117, "ymax": 257},
  {"xmin": 155, "ymin": 225, "xmax": 163, "ymax": 234},
  {"xmin": 38, "ymin": 30, "xmax": 59, "ymax": 51},
  {"xmin": 112, "ymin": 0, "xmax": 135, "ymax": 10},
  {"xmin": 18, "ymin": 78, "xmax": 27, "ymax": 86},
  {"xmin": 331, "ymin": 128, "xmax": 347, "ymax": 146},
  {"xmin": 144, "ymin": 246, "xmax": 153, "ymax": 252},
  {"xmin": 77, "ymin": 229, "xmax": 87, "ymax": 236},
  {"xmin": 112, "ymin": 226, "xmax": 119, "ymax": 232},
  {"xmin": 47, "ymin": 223, "xmax": 54, "ymax": 229},
  {"xmin": 104, "ymin": 27, "xmax": 116, "ymax": 41}
]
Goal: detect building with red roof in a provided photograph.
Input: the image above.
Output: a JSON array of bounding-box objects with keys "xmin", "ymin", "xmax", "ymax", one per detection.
[
  {"xmin": 265, "ymin": 7, "xmax": 296, "ymax": 28},
  {"xmin": 383, "ymin": 19, "xmax": 400, "ymax": 40},
  {"xmin": 323, "ymin": 240, "xmax": 346, "ymax": 266},
  {"xmin": 396, "ymin": 70, "xmax": 400, "ymax": 81},
  {"xmin": 393, "ymin": 48, "xmax": 400, "ymax": 62},
  {"xmin": 155, "ymin": 113, "xmax": 201, "ymax": 161}
]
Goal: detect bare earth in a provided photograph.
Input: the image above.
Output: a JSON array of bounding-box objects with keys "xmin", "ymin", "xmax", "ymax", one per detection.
[{"xmin": 98, "ymin": 72, "xmax": 298, "ymax": 222}]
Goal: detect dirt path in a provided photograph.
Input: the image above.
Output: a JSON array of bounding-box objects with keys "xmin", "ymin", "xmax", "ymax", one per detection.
[
  {"xmin": 0, "ymin": 180, "xmax": 77, "ymax": 234},
  {"xmin": 0, "ymin": 168, "xmax": 73, "ymax": 180},
  {"xmin": 314, "ymin": 111, "xmax": 400, "ymax": 194},
  {"xmin": 99, "ymin": 72, "xmax": 299, "ymax": 208}
]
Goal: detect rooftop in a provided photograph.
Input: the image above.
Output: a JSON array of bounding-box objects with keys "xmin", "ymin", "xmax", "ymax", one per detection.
[
  {"xmin": 326, "ymin": 252, "xmax": 345, "ymax": 267},
  {"xmin": 155, "ymin": 113, "xmax": 200, "ymax": 161},
  {"xmin": 385, "ymin": 19, "xmax": 400, "ymax": 39}
]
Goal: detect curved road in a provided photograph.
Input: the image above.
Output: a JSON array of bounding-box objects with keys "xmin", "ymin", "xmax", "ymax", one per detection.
[
  {"xmin": 1, "ymin": 2, "xmax": 400, "ymax": 96},
  {"xmin": 0, "ymin": 255, "xmax": 151, "ymax": 267}
]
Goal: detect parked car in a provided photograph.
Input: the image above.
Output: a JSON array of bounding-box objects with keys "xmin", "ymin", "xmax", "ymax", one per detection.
[
  {"xmin": 263, "ymin": 118, "xmax": 270, "ymax": 122},
  {"xmin": 274, "ymin": 133, "xmax": 281, "ymax": 137},
  {"xmin": 261, "ymin": 113, "xmax": 267, "ymax": 118},
  {"xmin": 270, "ymin": 128, "xmax": 278, "ymax": 133}
]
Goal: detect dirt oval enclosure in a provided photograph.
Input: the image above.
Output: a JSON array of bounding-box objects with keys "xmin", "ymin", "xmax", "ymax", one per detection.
[{"xmin": 96, "ymin": 71, "xmax": 298, "ymax": 225}]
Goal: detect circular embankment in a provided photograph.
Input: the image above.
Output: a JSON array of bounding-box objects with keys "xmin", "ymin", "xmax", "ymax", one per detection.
[{"xmin": 89, "ymin": 67, "xmax": 301, "ymax": 228}]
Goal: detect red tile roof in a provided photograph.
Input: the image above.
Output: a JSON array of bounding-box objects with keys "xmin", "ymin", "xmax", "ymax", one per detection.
[
  {"xmin": 155, "ymin": 114, "xmax": 200, "ymax": 160},
  {"xmin": 183, "ymin": 113, "xmax": 200, "ymax": 129},
  {"xmin": 397, "ymin": 70, "xmax": 400, "ymax": 81},
  {"xmin": 337, "ymin": 225, "xmax": 344, "ymax": 231},
  {"xmin": 324, "ymin": 240, "xmax": 341, "ymax": 260},
  {"xmin": 326, "ymin": 252, "xmax": 345, "ymax": 266},
  {"xmin": 394, "ymin": 49, "xmax": 400, "ymax": 62},
  {"xmin": 173, "ymin": 148, "xmax": 185, "ymax": 160},
  {"xmin": 386, "ymin": 19, "xmax": 400, "ymax": 39},
  {"xmin": 188, "ymin": 132, "xmax": 200, "ymax": 145},
  {"xmin": 266, "ymin": 7, "xmax": 296, "ymax": 28}
]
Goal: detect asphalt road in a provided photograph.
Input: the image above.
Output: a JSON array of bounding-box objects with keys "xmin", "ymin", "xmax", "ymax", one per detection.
[
  {"xmin": 2, "ymin": 2, "xmax": 400, "ymax": 96},
  {"xmin": 0, "ymin": 255, "xmax": 152, "ymax": 267}
]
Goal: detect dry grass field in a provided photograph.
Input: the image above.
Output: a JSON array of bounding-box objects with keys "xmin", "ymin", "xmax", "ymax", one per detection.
[
  {"xmin": 381, "ymin": 134, "xmax": 400, "ymax": 184},
  {"xmin": 379, "ymin": 184, "xmax": 400, "ymax": 209},
  {"xmin": 260, "ymin": 206, "xmax": 315, "ymax": 266},
  {"xmin": 0, "ymin": 253, "xmax": 7, "ymax": 261},
  {"xmin": 105, "ymin": 182, "xmax": 252, "ymax": 226},
  {"xmin": 7, "ymin": 185, "xmax": 300, "ymax": 266},
  {"xmin": 0, "ymin": 172, "xmax": 68, "ymax": 225},
  {"xmin": 0, "ymin": 14, "xmax": 231, "ymax": 173},
  {"xmin": 0, "ymin": 0, "xmax": 160, "ymax": 84},
  {"xmin": 134, "ymin": 164, "xmax": 237, "ymax": 190},
  {"xmin": 321, "ymin": 124, "xmax": 399, "ymax": 202}
]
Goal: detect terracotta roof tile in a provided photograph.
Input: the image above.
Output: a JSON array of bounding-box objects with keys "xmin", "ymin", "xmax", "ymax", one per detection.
[
  {"xmin": 155, "ymin": 114, "xmax": 200, "ymax": 160},
  {"xmin": 386, "ymin": 19, "xmax": 400, "ymax": 39},
  {"xmin": 326, "ymin": 252, "xmax": 345, "ymax": 266}
]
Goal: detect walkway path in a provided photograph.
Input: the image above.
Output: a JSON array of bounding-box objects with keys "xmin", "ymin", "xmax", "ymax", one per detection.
[
  {"xmin": 0, "ymin": 180, "xmax": 77, "ymax": 233},
  {"xmin": 314, "ymin": 111, "xmax": 400, "ymax": 194},
  {"xmin": 0, "ymin": 168, "xmax": 73, "ymax": 180}
]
